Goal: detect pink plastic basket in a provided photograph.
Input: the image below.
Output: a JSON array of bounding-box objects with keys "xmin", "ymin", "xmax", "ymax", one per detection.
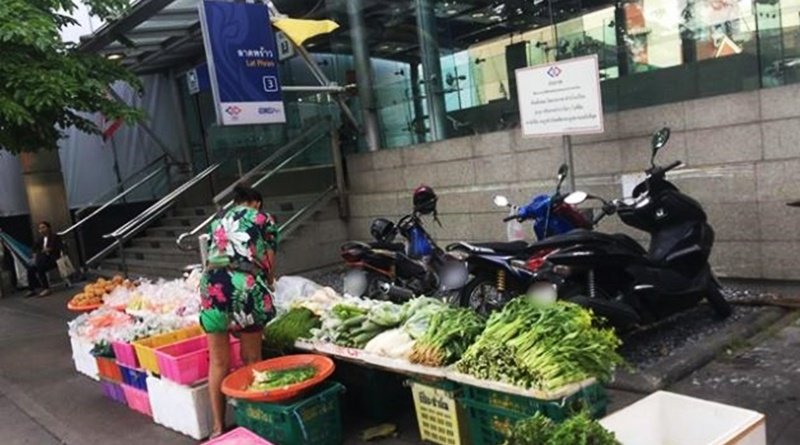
[
  {"xmin": 112, "ymin": 341, "xmax": 139, "ymax": 368},
  {"xmin": 201, "ymin": 427, "xmax": 274, "ymax": 444},
  {"xmin": 121, "ymin": 384, "xmax": 152, "ymax": 417},
  {"xmin": 155, "ymin": 335, "xmax": 243, "ymax": 385}
]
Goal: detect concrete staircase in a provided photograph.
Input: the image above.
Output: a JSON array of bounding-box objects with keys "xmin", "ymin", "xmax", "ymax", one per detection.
[{"xmin": 96, "ymin": 192, "xmax": 347, "ymax": 279}]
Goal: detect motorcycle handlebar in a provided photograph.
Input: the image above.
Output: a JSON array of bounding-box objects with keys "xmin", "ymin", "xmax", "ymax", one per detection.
[{"xmin": 503, "ymin": 215, "xmax": 518, "ymax": 222}]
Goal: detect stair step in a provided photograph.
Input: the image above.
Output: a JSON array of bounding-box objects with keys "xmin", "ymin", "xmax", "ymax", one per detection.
[
  {"xmin": 123, "ymin": 247, "xmax": 199, "ymax": 262},
  {"xmin": 131, "ymin": 236, "xmax": 183, "ymax": 250},
  {"xmin": 146, "ymin": 225, "xmax": 188, "ymax": 238},
  {"xmin": 99, "ymin": 258, "xmax": 194, "ymax": 279},
  {"xmin": 170, "ymin": 206, "xmax": 217, "ymax": 217}
]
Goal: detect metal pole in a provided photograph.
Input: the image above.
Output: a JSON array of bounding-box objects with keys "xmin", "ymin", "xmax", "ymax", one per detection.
[
  {"xmin": 330, "ymin": 122, "xmax": 349, "ymax": 218},
  {"xmin": 563, "ymin": 135, "xmax": 576, "ymax": 192},
  {"xmin": 415, "ymin": 0, "xmax": 448, "ymax": 141},
  {"xmin": 291, "ymin": 43, "xmax": 361, "ymax": 131},
  {"xmin": 169, "ymin": 69, "xmax": 193, "ymax": 164},
  {"xmin": 346, "ymin": 0, "xmax": 381, "ymax": 152},
  {"xmin": 409, "ymin": 62, "xmax": 426, "ymax": 144}
]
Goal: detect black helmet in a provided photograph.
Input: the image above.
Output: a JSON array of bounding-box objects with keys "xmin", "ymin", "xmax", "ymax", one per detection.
[
  {"xmin": 413, "ymin": 185, "xmax": 438, "ymax": 215},
  {"xmin": 370, "ymin": 218, "xmax": 397, "ymax": 243}
]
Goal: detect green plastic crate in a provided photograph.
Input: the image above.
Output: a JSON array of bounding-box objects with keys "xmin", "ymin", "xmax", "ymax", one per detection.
[
  {"xmin": 234, "ymin": 381, "xmax": 345, "ymax": 445},
  {"xmin": 334, "ymin": 362, "xmax": 409, "ymax": 422},
  {"xmin": 461, "ymin": 384, "xmax": 608, "ymax": 445},
  {"xmin": 462, "ymin": 382, "xmax": 607, "ymax": 421}
]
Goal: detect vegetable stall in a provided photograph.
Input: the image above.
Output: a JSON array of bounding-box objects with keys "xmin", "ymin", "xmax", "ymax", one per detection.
[{"xmin": 66, "ymin": 273, "xmax": 628, "ymax": 445}]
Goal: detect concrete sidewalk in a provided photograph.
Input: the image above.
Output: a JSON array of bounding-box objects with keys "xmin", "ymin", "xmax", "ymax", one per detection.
[
  {"xmin": 0, "ymin": 289, "xmax": 193, "ymax": 445},
  {"xmin": 1, "ymin": 286, "xmax": 799, "ymax": 444}
]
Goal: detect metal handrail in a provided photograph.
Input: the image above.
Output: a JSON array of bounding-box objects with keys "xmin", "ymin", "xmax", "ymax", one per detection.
[
  {"xmin": 176, "ymin": 130, "xmax": 328, "ymax": 250},
  {"xmin": 73, "ymin": 154, "xmax": 168, "ymax": 218},
  {"xmin": 86, "ymin": 162, "xmax": 220, "ymax": 269},
  {"xmin": 58, "ymin": 167, "xmax": 164, "ymax": 237},
  {"xmin": 213, "ymin": 128, "xmax": 327, "ymax": 205},
  {"xmin": 278, "ymin": 185, "xmax": 337, "ymax": 236}
]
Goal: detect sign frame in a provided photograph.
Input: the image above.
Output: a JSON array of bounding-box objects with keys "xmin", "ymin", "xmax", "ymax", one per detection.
[
  {"xmin": 198, "ymin": 0, "xmax": 286, "ymax": 126},
  {"xmin": 515, "ymin": 54, "xmax": 604, "ymax": 138}
]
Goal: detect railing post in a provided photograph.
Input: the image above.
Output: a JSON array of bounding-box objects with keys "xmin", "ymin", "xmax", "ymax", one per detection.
[
  {"xmin": 116, "ymin": 237, "xmax": 129, "ymax": 278},
  {"xmin": 330, "ymin": 124, "xmax": 349, "ymax": 219}
]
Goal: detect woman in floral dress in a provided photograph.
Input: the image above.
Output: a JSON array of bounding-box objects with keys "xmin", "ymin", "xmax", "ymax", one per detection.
[{"xmin": 200, "ymin": 185, "xmax": 279, "ymax": 437}]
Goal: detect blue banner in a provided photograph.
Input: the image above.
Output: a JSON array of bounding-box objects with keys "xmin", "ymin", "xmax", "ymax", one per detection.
[{"xmin": 199, "ymin": 1, "xmax": 286, "ymax": 125}]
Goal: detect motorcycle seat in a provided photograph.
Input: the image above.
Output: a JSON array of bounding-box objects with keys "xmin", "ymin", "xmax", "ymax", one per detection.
[
  {"xmin": 369, "ymin": 241, "xmax": 405, "ymax": 252},
  {"xmin": 467, "ymin": 241, "xmax": 530, "ymax": 255}
]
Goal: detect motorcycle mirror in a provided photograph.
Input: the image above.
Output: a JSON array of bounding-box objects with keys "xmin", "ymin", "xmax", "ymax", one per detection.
[
  {"xmin": 493, "ymin": 195, "xmax": 510, "ymax": 208},
  {"xmin": 564, "ymin": 191, "xmax": 589, "ymax": 205},
  {"xmin": 557, "ymin": 163, "xmax": 569, "ymax": 180},
  {"xmin": 651, "ymin": 127, "xmax": 671, "ymax": 165}
]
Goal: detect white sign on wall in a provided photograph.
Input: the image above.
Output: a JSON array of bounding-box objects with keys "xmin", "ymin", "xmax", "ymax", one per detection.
[{"xmin": 515, "ymin": 55, "xmax": 604, "ymax": 137}]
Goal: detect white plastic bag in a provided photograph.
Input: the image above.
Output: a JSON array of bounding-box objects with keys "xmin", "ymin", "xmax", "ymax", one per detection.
[
  {"xmin": 506, "ymin": 207, "xmax": 527, "ymax": 241},
  {"xmin": 274, "ymin": 276, "xmax": 323, "ymax": 313}
]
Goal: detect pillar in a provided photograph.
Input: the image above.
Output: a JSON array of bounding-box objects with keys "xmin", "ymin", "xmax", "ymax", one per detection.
[
  {"xmin": 415, "ymin": 0, "xmax": 448, "ymax": 141},
  {"xmin": 19, "ymin": 151, "xmax": 75, "ymax": 258},
  {"xmin": 345, "ymin": 0, "xmax": 382, "ymax": 152}
]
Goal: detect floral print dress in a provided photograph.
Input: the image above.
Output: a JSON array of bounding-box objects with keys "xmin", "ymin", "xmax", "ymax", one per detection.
[{"xmin": 199, "ymin": 205, "xmax": 279, "ymax": 333}]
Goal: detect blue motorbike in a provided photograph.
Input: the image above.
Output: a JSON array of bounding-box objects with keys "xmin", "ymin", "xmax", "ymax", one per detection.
[{"xmin": 448, "ymin": 164, "xmax": 592, "ymax": 313}]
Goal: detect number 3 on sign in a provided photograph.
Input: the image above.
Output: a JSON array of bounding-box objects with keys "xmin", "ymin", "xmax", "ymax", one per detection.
[{"xmin": 262, "ymin": 76, "xmax": 279, "ymax": 92}]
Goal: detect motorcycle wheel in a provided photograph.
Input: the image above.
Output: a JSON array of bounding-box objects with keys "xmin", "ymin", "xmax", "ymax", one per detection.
[
  {"xmin": 706, "ymin": 285, "xmax": 733, "ymax": 319},
  {"xmin": 460, "ymin": 275, "xmax": 505, "ymax": 315}
]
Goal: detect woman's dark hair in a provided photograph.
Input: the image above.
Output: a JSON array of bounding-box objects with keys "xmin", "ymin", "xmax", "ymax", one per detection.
[{"xmin": 232, "ymin": 185, "xmax": 263, "ymax": 205}]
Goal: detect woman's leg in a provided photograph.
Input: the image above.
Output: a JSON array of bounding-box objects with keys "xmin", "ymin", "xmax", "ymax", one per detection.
[
  {"xmin": 207, "ymin": 332, "xmax": 231, "ymax": 436},
  {"xmin": 239, "ymin": 331, "xmax": 263, "ymax": 365}
]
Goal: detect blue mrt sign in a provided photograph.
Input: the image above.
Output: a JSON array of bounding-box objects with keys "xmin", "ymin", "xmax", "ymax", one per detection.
[{"xmin": 199, "ymin": 1, "xmax": 286, "ymax": 125}]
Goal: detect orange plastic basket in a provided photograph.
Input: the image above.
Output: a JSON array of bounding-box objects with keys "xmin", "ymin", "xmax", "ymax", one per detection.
[{"xmin": 222, "ymin": 354, "xmax": 335, "ymax": 403}]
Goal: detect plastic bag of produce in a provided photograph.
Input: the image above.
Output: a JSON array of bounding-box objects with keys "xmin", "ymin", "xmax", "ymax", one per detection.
[
  {"xmin": 364, "ymin": 328, "xmax": 415, "ymax": 359},
  {"xmin": 274, "ymin": 276, "xmax": 323, "ymax": 313}
]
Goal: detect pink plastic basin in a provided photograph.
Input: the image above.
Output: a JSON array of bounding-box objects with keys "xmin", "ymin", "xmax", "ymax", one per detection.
[
  {"xmin": 121, "ymin": 384, "xmax": 151, "ymax": 417},
  {"xmin": 155, "ymin": 335, "xmax": 242, "ymax": 385},
  {"xmin": 201, "ymin": 427, "xmax": 274, "ymax": 444},
  {"xmin": 112, "ymin": 341, "xmax": 139, "ymax": 368}
]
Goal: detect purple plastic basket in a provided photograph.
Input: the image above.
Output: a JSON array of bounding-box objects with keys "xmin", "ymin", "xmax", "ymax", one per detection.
[
  {"xmin": 119, "ymin": 364, "xmax": 148, "ymax": 391},
  {"xmin": 100, "ymin": 379, "xmax": 127, "ymax": 405}
]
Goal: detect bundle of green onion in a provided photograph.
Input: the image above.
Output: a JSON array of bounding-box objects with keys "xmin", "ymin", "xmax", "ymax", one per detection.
[
  {"xmin": 456, "ymin": 299, "xmax": 622, "ymax": 390},
  {"xmin": 409, "ymin": 307, "xmax": 485, "ymax": 367}
]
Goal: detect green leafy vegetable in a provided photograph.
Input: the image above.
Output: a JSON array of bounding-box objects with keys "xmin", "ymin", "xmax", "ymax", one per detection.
[
  {"xmin": 263, "ymin": 308, "xmax": 321, "ymax": 351},
  {"xmin": 248, "ymin": 366, "xmax": 317, "ymax": 391},
  {"xmin": 504, "ymin": 411, "xmax": 620, "ymax": 445},
  {"xmin": 456, "ymin": 300, "xmax": 623, "ymax": 390},
  {"xmin": 409, "ymin": 308, "xmax": 485, "ymax": 366}
]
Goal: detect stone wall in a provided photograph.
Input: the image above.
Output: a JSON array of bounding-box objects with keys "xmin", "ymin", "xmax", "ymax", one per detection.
[{"xmin": 344, "ymin": 84, "xmax": 800, "ymax": 280}]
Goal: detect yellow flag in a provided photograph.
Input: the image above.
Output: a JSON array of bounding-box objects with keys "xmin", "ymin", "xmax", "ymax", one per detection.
[{"xmin": 273, "ymin": 18, "xmax": 339, "ymax": 46}]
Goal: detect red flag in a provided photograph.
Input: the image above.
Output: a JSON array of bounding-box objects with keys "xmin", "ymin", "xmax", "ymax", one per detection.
[{"xmin": 101, "ymin": 116, "xmax": 123, "ymax": 141}]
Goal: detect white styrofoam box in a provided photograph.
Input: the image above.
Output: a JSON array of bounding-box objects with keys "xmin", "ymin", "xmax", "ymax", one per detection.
[
  {"xmin": 147, "ymin": 376, "xmax": 232, "ymax": 440},
  {"xmin": 70, "ymin": 335, "xmax": 99, "ymax": 380},
  {"xmin": 600, "ymin": 391, "xmax": 766, "ymax": 445}
]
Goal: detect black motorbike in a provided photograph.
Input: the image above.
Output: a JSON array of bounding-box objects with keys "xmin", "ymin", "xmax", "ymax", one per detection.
[
  {"xmin": 340, "ymin": 213, "xmax": 467, "ymax": 303},
  {"xmin": 537, "ymin": 128, "xmax": 732, "ymax": 328}
]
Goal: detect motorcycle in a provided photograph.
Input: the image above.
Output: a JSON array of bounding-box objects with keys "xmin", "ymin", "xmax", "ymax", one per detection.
[
  {"xmin": 448, "ymin": 164, "xmax": 592, "ymax": 313},
  {"xmin": 538, "ymin": 127, "xmax": 732, "ymax": 329},
  {"xmin": 340, "ymin": 211, "xmax": 467, "ymax": 303}
]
